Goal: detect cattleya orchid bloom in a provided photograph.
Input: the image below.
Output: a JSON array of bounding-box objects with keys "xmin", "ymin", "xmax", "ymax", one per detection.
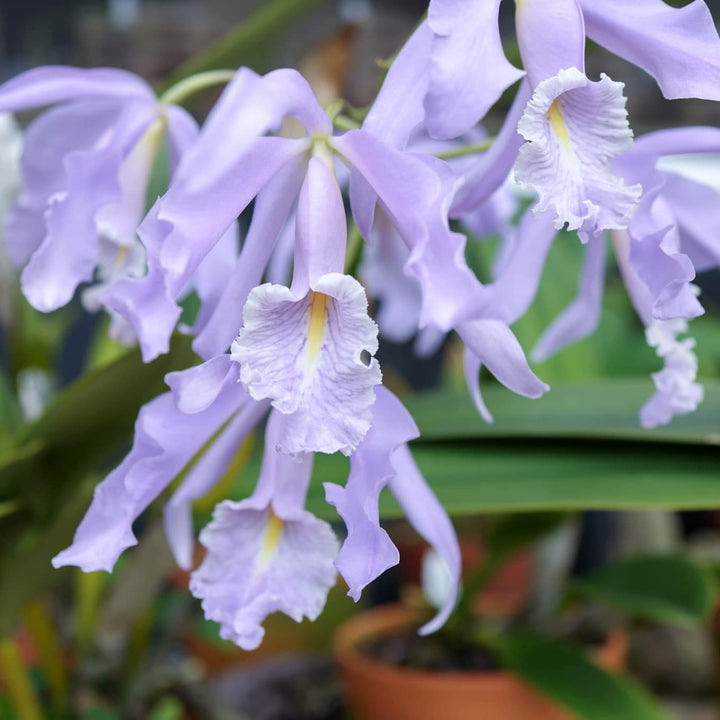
[
  {"xmin": 0, "ymin": 69, "xmax": 184, "ymax": 334},
  {"xmin": 12, "ymin": 0, "xmax": 717, "ymax": 653}
]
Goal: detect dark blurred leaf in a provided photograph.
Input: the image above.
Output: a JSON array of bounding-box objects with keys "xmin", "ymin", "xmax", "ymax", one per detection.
[
  {"xmin": 487, "ymin": 512, "xmax": 569, "ymax": 560},
  {"xmin": 570, "ymin": 555, "xmax": 716, "ymax": 625},
  {"xmin": 497, "ymin": 633, "xmax": 671, "ymax": 720},
  {"xmin": 159, "ymin": 0, "xmax": 333, "ymax": 91},
  {"xmin": 0, "ymin": 336, "xmax": 197, "ymax": 632}
]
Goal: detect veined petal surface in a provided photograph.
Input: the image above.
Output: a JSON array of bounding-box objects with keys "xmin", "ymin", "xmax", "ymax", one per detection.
[
  {"xmin": 232, "ymin": 273, "xmax": 381, "ymax": 456},
  {"xmin": 515, "ymin": 68, "xmax": 640, "ymax": 232}
]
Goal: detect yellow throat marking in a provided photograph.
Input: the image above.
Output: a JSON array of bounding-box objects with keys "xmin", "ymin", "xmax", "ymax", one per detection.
[
  {"xmin": 259, "ymin": 511, "xmax": 284, "ymax": 568},
  {"xmin": 306, "ymin": 291, "xmax": 329, "ymax": 365},
  {"xmin": 548, "ymin": 101, "xmax": 572, "ymax": 151}
]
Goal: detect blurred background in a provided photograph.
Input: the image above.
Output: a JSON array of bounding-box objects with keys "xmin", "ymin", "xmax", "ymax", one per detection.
[{"xmin": 0, "ymin": 2, "xmax": 720, "ymax": 719}]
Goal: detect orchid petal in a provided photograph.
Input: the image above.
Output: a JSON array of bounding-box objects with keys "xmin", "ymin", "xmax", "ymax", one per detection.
[
  {"xmin": 426, "ymin": 0, "xmax": 524, "ymax": 138},
  {"xmin": 459, "ymin": 319, "xmax": 549, "ymax": 400},
  {"xmin": 451, "ymin": 79, "xmax": 531, "ymax": 215},
  {"xmin": 629, "ymin": 226, "xmax": 704, "ymax": 321},
  {"xmin": 0, "ymin": 66, "xmax": 153, "ymax": 111},
  {"xmin": 389, "ymin": 444, "xmax": 461, "ymax": 634},
  {"xmin": 165, "ymin": 397, "xmax": 268, "ymax": 569},
  {"xmin": 532, "ymin": 231, "xmax": 606, "ymax": 362},
  {"xmin": 515, "ymin": 68, "xmax": 640, "ymax": 232},
  {"xmin": 192, "ymin": 156, "xmax": 307, "ymax": 359},
  {"xmin": 232, "ymin": 273, "xmax": 381, "ymax": 456},
  {"xmin": 335, "ymin": 130, "xmax": 487, "ymax": 330},
  {"xmin": 515, "ymin": 0, "xmax": 585, "ymax": 86},
  {"xmin": 363, "ymin": 20, "xmax": 434, "ymax": 149},
  {"xmin": 190, "ymin": 411, "xmax": 338, "ymax": 649},
  {"xmin": 52, "ymin": 373, "xmax": 245, "ymax": 573},
  {"xmin": 324, "ymin": 387, "xmax": 418, "ymax": 600},
  {"xmin": 581, "ymin": 0, "xmax": 720, "ymax": 101}
]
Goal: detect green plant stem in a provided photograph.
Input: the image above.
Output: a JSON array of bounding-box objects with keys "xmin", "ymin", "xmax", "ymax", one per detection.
[
  {"xmin": 334, "ymin": 114, "xmax": 361, "ymax": 132},
  {"xmin": 344, "ymin": 222, "xmax": 364, "ymax": 276},
  {"xmin": 0, "ymin": 637, "xmax": 43, "ymax": 720},
  {"xmin": 436, "ymin": 138, "xmax": 494, "ymax": 160},
  {"xmin": 159, "ymin": 70, "xmax": 236, "ymax": 107},
  {"xmin": 74, "ymin": 568, "xmax": 107, "ymax": 656}
]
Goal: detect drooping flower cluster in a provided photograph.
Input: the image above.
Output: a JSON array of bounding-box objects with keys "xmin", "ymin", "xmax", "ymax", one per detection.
[{"xmin": 1, "ymin": 0, "xmax": 719, "ymax": 645}]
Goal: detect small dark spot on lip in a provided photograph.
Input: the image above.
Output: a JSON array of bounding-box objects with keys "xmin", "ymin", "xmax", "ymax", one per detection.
[{"xmin": 360, "ymin": 349, "xmax": 371, "ymax": 366}]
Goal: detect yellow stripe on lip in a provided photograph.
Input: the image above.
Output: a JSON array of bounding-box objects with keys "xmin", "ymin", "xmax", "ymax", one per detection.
[
  {"xmin": 259, "ymin": 510, "xmax": 284, "ymax": 569},
  {"xmin": 306, "ymin": 291, "xmax": 330, "ymax": 365},
  {"xmin": 548, "ymin": 100, "xmax": 572, "ymax": 151}
]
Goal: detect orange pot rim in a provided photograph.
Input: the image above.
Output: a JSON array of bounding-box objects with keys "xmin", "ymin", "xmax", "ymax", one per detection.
[{"xmin": 333, "ymin": 603, "xmax": 627, "ymax": 689}]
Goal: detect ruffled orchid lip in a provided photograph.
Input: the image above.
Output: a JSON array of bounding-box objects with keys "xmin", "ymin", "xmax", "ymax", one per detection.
[
  {"xmin": 231, "ymin": 272, "xmax": 381, "ymax": 456},
  {"xmin": 514, "ymin": 67, "xmax": 641, "ymax": 232}
]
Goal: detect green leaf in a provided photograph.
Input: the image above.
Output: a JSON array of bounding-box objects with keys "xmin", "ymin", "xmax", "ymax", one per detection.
[
  {"xmin": 570, "ymin": 555, "xmax": 716, "ymax": 625},
  {"xmin": 0, "ymin": 336, "xmax": 198, "ymax": 633},
  {"xmin": 305, "ymin": 436, "xmax": 720, "ymax": 518},
  {"xmin": 497, "ymin": 632, "xmax": 671, "ymax": 720},
  {"xmin": 1, "ymin": 335, "xmax": 197, "ymax": 508},
  {"xmin": 404, "ymin": 380, "xmax": 720, "ymax": 446},
  {"xmin": 487, "ymin": 512, "xmax": 570, "ymax": 560}
]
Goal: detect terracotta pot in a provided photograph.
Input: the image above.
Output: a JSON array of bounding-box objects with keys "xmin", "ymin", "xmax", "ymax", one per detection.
[{"xmin": 333, "ymin": 604, "xmax": 627, "ymax": 720}]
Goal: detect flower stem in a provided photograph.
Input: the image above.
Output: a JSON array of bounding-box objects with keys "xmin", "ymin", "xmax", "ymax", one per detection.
[
  {"xmin": 0, "ymin": 636, "xmax": 43, "ymax": 720},
  {"xmin": 436, "ymin": 138, "xmax": 494, "ymax": 160},
  {"xmin": 159, "ymin": 70, "xmax": 236, "ymax": 107},
  {"xmin": 23, "ymin": 602, "xmax": 68, "ymax": 711},
  {"xmin": 334, "ymin": 114, "xmax": 361, "ymax": 132}
]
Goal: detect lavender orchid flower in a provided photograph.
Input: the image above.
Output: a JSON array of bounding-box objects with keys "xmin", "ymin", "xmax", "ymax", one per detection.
[
  {"xmin": 0, "ymin": 68, "xmax": 202, "ymax": 337},
  {"xmin": 191, "ymin": 409, "xmax": 339, "ymax": 650}
]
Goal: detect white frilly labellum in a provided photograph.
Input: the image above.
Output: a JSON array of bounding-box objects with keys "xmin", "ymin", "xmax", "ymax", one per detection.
[
  {"xmin": 515, "ymin": 67, "xmax": 641, "ymax": 231},
  {"xmin": 231, "ymin": 272, "xmax": 381, "ymax": 456},
  {"xmin": 640, "ymin": 318, "xmax": 704, "ymax": 428}
]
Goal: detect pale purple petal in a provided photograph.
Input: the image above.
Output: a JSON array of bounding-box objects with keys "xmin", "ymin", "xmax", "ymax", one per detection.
[
  {"xmin": 360, "ymin": 210, "xmax": 421, "ymax": 344},
  {"xmin": 640, "ymin": 319, "xmax": 704, "ymax": 427},
  {"xmin": 515, "ymin": 0, "xmax": 585, "ymax": 86},
  {"xmin": 459, "ymin": 319, "xmax": 549, "ymax": 402},
  {"xmin": 164, "ymin": 396, "xmax": 269, "ymax": 569},
  {"xmin": 482, "ymin": 209, "xmax": 557, "ymax": 324},
  {"xmin": 389, "ymin": 444, "xmax": 461, "ymax": 634},
  {"xmin": 4, "ymin": 99, "xmax": 121, "ymax": 266},
  {"xmin": 629, "ymin": 225, "xmax": 704, "ymax": 321},
  {"xmin": 661, "ymin": 172, "xmax": 720, "ymax": 273},
  {"xmin": 335, "ymin": 130, "xmax": 488, "ymax": 330},
  {"xmin": 0, "ymin": 66, "xmax": 153, "ymax": 111},
  {"xmin": 232, "ymin": 273, "xmax": 381, "ymax": 456},
  {"xmin": 632, "ymin": 126, "xmax": 720, "ymax": 158},
  {"xmin": 581, "ymin": 0, "xmax": 720, "ymax": 101},
  {"xmin": 515, "ymin": 68, "xmax": 641, "ymax": 232},
  {"xmin": 426, "ymin": 0, "xmax": 524, "ymax": 138},
  {"xmin": 190, "ymin": 411, "xmax": 338, "ymax": 649},
  {"xmin": 163, "ymin": 104, "xmax": 199, "ymax": 170},
  {"xmin": 463, "ymin": 347, "xmax": 493, "ymax": 423},
  {"xmin": 291, "ymin": 156, "xmax": 347, "ymax": 294},
  {"xmin": 363, "ymin": 20, "xmax": 434, "ymax": 149},
  {"xmin": 324, "ymin": 387, "xmax": 418, "ymax": 600},
  {"xmin": 451, "ymin": 79, "xmax": 531, "ymax": 215},
  {"xmin": 104, "ymin": 134, "xmax": 309, "ymax": 361},
  {"xmin": 21, "ymin": 102, "xmax": 154, "ymax": 311},
  {"xmin": 532, "ymin": 231, "xmax": 606, "ymax": 362},
  {"xmin": 52, "ymin": 371, "xmax": 245, "ymax": 573},
  {"xmin": 188, "ymin": 221, "xmax": 240, "ymax": 343},
  {"xmin": 165, "ymin": 354, "xmax": 239, "ymax": 414},
  {"xmin": 192, "ymin": 156, "xmax": 307, "ymax": 359}
]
